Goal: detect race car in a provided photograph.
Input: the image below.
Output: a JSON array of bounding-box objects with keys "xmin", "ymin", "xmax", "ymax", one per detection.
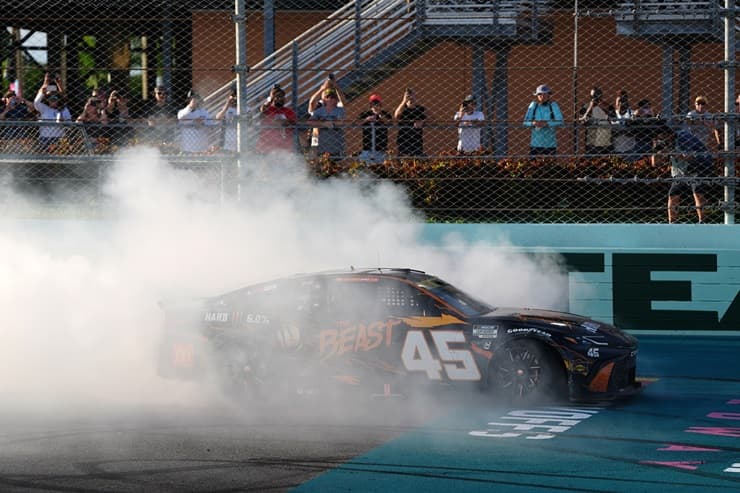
[{"xmin": 157, "ymin": 268, "xmax": 641, "ymax": 403}]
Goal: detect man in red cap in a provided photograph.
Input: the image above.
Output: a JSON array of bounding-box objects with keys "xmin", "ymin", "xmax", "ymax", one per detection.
[{"xmin": 356, "ymin": 93, "xmax": 392, "ymax": 163}]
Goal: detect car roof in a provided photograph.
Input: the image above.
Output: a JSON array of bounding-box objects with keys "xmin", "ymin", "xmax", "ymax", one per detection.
[
  {"xmin": 218, "ymin": 268, "xmax": 434, "ymax": 299},
  {"xmin": 294, "ymin": 267, "xmax": 429, "ymax": 280}
]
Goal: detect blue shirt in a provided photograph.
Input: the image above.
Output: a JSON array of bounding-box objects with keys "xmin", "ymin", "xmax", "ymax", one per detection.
[{"xmin": 523, "ymin": 100, "xmax": 564, "ymax": 149}]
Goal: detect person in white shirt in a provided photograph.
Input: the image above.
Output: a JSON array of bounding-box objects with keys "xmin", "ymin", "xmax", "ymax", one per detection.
[
  {"xmin": 33, "ymin": 73, "xmax": 72, "ymax": 152},
  {"xmin": 215, "ymin": 87, "xmax": 239, "ymax": 153},
  {"xmin": 177, "ymin": 90, "xmax": 217, "ymax": 153},
  {"xmin": 454, "ymin": 94, "xmax": 485, "ymax": 153}
]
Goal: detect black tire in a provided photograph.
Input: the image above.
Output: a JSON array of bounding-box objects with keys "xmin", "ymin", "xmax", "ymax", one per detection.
[{"xmin": 489, "ymin": 339, "xmax": 567, "ymax": 405}]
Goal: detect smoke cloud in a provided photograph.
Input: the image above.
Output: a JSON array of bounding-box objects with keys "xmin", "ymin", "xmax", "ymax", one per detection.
[{"xmin": 0, "ymin": 148, "xmax": 568, "ymax": 412}]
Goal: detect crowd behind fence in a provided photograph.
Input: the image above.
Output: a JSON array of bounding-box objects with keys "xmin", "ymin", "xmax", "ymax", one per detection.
[{"xmin": 0, "ymin": 0, "xmax": 738, "ymax": 223}]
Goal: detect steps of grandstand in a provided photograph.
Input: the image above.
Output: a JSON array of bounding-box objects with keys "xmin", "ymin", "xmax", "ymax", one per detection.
[{"xmin": 204, "ymin": 0, "xmax": 550, "ymax": 117}]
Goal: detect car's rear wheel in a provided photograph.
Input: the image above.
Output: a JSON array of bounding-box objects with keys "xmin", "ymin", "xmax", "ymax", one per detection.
[{"xmin": 489, "ymin": 340, "xmax": 566, "ymax": 404}]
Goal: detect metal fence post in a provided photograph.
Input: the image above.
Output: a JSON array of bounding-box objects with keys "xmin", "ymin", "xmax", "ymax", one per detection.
[
  {"xmin": 723, "ymin": 0, "xmax": 736, "ymax": 224},
  {"xmin": 235, "ymin": 0, "xmax": 248, "ymax": 202}
]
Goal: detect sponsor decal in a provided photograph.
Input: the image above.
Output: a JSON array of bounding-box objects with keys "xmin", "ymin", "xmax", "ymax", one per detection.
[
  {"xmin": 473, "ymin": 325, "xmax": 499, "ymax": 339},
  {"xmin": 581, "ymin": 321, "xmax": 600, "ymax": 333},
  {"xmin": 320, "ymin": 319, "xmax": 400, "ymax": 357},
  {"xmin": 204, "ymin": 312, "xmax": 229, "ymax": 322},
  {"xmin": 507, "ymin": 327, "xmax": 551, "ymax": 338},
  {"xmin": 244, "ymin": 313, "xmax": 270, "ymax": 324}
]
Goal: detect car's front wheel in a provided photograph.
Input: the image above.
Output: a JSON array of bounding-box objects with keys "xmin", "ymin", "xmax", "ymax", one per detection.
[{"xmin": 489, "ymin": 340, "xmax": 566, "ymax": 404}]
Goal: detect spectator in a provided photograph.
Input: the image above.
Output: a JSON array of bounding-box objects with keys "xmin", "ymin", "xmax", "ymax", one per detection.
[
  {"xmin": 631, "ymin": 98, "xmax": 657, "ymax": 160},
  {"xmin": 523, "ymin": 84, "xmax": 563, "ymax": 156},
  {"xmin": 33, "ymin": 73, "xmax": 72, "ymax": 152},
  {"xmin": 357, "ymin": 93, "xmax": 392, "ymax": 163},
  {"xmin": 216, "ymin": 86, "xmax": 239, "ymax": 154},
  {"xmin": 76, "ymin": 96, "xmax": 108, "ymax": 150},
  {"xmin": 613, "ymin": 90, "xmax": 636, "ymax": 159},
  {"xmin": 308, "ymin": 81, "xmax": 346, "ymax": 160},
  {"xmin": 454, "ymin": 94, "xmax": 485, "ymax": 153},
  {"xmin": 736, "ymin": 94, "xmax": 740, "ymax": 147},
  {"xmin": 394, "ymin": 87, "xmax": 427, "ymax": 157},
  {"xmin": 651, "ymin": 124, "xmax": 714, "ymax": 223},
  {"xmin": 177, "ymin": 90, "xmax": 217, "ymax": 154},
  {"xmin": 579, "ymin": 87, "xmax": 613, "ymax": 155},
  {"xmin": 142, "ymin": 85, "xmax": 177, "ymax": 147},
  {"xmin": 686, "ymin": 95, "xmax": 721, "ymax": 150},
  {"xmin": 102, "ymin": 89, "xmax": 131, "ymax": 146},
  {"xmin": 255, "ymin": 84, "xmax": 297, "ymax": 155},
  {"xmin": 0, "ymin": 90, "xmax": 36, "ymax": 152}
]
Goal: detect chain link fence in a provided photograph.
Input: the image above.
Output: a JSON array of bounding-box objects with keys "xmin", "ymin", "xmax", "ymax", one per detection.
[{"xmin": 1, "ymin": 0, "xmax": 738, "ymax": 223}]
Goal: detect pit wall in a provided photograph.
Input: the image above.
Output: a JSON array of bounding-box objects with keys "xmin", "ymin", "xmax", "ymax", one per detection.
[{"xmin": 421, "ymin": 224, "xmax": 740, "ymax": 333}]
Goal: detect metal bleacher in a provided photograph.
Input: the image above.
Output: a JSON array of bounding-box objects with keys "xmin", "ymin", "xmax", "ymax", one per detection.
[
  {"xmin": 615, "ymin": 1, "xmax": 730, "ymax": 37},
  {"xmin": 204, "ymin": 0, "xmax": 550, "ymax": 117}
]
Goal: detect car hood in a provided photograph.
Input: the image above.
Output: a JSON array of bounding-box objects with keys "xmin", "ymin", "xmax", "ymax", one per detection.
[{"xmin": 477, "ymin": 307, "xmax": 637, "ymax": 345}]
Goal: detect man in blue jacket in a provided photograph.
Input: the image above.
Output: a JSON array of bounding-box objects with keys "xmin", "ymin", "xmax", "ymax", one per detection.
[{"xmin": 523, "ymin": 84, "xmax": 564, "ymax": 156}]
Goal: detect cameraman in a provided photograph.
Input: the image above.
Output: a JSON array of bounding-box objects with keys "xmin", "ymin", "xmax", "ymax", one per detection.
[
  {"xmin": 651, "ymin": 124, "xmax": 714, "ymax": 223},
  {"xmin": 579, "ymin": 87, "xmax": 613, "ymax": 155}
]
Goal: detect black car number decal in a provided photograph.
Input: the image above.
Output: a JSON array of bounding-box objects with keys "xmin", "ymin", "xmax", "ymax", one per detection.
[{"xmin": 401, "ymin": 330, "xmax": 481, "ymax": 381}]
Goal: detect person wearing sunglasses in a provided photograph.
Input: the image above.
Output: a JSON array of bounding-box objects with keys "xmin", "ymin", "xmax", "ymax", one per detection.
[
  {"xmin": 142, "ymin": 85, "xmax": 177, "ymax": 147},
  {"xmin": 308, "ymin": 76, "xmax": 346, "ymax": 160}
]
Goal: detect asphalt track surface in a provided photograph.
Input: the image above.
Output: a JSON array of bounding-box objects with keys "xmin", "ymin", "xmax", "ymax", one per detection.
[{"xmin": 0, "ymin": 335, "xmax": 738, "ymax": 492}]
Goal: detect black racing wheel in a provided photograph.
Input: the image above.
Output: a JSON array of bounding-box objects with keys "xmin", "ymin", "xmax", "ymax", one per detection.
[{"xmin": 489, "ymin": 339, "xmax": 566, "ymax": 404}]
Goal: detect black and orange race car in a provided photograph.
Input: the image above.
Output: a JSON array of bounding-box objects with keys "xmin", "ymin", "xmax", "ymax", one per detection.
[{"xmin": 157, "ymin": 268, "xmax": 641, "ymax": 403}]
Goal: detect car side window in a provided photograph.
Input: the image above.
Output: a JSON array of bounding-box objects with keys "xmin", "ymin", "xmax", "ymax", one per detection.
[{"xmin": 379, "ymin": 280, "xmax": 441, "ymax": 318}]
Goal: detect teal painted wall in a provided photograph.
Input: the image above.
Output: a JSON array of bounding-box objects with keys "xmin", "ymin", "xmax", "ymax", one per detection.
[{"xmin": 422, "ymin": 224, "xmax": 740, "ymax": 332}]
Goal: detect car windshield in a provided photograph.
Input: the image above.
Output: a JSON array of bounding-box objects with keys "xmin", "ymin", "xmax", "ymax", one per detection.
[{"xmin": 417, "ymin": 277, "xmax": 493, "ymax": 317}]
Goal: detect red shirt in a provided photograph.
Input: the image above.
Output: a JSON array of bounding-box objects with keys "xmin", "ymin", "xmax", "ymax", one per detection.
[{"xmin": 255, "ymin": 105, "xmax": 297, "ymax": 154}]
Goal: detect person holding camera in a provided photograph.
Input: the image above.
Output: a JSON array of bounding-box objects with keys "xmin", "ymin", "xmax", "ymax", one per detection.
[
  {"xmin": 255, "ymin": 84, "xmax": 297, "ymax": 155},
  {"xmin": 454, "ymin": 94, "xmax": 485, "ymax": 153},
  {"xmin": 215, "ymin": 87, "xmax": 240, "ymax": 153},
  {"xmin": 523, "ymin": 84, "xmax": 563, "ymax": 156},
  {"xmin": 0, "ymin": 90, "xmax": 35, "ymax": 152},
  {"xmin": 308, "ymin": 75, "xmax": 346, "ymax": 159},
  {"xmin": 76, "ymin": 96, "xmax": 108, "ymax": 149},
  {"xmin": 578, "ymin": 87, "xmax": 613, "ymax": 156},
  {"xmin": 394, "ymin": 87, "xmax": 427, "ymax": 158},
  {"xmin": 33, "ymin": 72, "xmax": 72, "ymax": 152},
  {"xmin": 357, "ymin": 93, "xmax": 392, "ymax": 163},
  {"xmin": 177, "ymin": 90, "xmax": 217, "ymax": 154},
  {"xmin": 651, "ymin": 124, "xmax": 714, "ymax": 223},
  {"xmin": 102, "ymin": 89, "xmax": 132, "ymax": 147}
]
